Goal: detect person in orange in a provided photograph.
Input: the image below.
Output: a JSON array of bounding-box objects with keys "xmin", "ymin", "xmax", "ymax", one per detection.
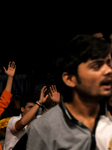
[{"xmin": 0, "ymin": 61, "xmax": 16, "ymax": 150}]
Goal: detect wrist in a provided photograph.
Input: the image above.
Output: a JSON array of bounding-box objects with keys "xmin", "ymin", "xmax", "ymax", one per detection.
[
  {"xmin": 36, "ymin": 101, "xmax": 43, "ymax": 107},
  {"xmin": 8, "ymin": 75, "xmax": 14, "ymax": 78}
]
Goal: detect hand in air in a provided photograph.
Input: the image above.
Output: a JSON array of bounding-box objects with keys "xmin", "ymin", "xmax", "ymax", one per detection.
[
  {"xmin": 49, "ymin": 85, "xmax": 60, "ymax": 103},
  {"xmin": 3, "ymin": 61, "xmax": 16, "ymax": 77},
  {"xmin": 39, "ymin": 86, "xmax": 49, "ymax": 103}
]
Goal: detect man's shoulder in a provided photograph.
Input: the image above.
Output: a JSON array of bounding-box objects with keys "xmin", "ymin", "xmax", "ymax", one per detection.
[
  {"xmin": 31, "ymin": 105, "xmax": 62, "ymax": 128},
  {"xmin": 38, "ymin": 105, "xmax": 61, "ymax": 120}
]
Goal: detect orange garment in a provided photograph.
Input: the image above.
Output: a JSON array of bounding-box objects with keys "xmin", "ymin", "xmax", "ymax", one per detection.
[
  {"xmin": 0, "ymin": 144, "xmax": 2, "ymax": 150},
  {"xmin": 0, "ymin": 90, "xmax": 13, "ymax": 116},
  {"xmin": 0, "ymin": 90, "xmax": 12, "ymax": 150}
]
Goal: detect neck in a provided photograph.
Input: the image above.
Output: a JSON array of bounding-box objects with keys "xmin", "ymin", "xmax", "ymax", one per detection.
[
  {"xmin": 65, "ymin": 93, "xmax": 101, "ymax": 131},
  {"xmin": 65, "ymin": 94, "xmax": 100, "ymax": 119}
]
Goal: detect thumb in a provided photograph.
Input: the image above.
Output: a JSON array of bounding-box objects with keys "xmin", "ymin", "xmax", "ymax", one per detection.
[
  {"xmin": 49, "ymin": 93, "xmax": 52, "ymax": 98},
  {"xmin": 44, "ymin": 94, "xmax": 49, "ymax": 101}
]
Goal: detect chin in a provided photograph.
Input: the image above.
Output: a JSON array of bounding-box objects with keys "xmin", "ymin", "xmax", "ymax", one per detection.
[
  {"xmin": 101, "ymin": 90, "xmax": 112, "ymax": 97},
  {"xmin": 97, "ymin": 92, "xmax": 111, "ymax": 101}
]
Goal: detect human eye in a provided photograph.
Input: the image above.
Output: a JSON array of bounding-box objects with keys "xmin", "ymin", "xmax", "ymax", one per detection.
[
  {"xmin": 29, "ymin": 106, "xmax": 33, "ymax": 109},
  {"xmin": 92, "ymin": 63, "xmax": 102, "ymax": 70}
]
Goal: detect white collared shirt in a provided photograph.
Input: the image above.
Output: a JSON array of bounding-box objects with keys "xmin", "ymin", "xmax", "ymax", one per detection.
[{"xmin": 3, "ymin": 114, "xmax": 27, "ymax": 150}]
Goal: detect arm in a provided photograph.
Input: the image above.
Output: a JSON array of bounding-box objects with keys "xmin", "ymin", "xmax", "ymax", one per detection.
[
  {"xmin": 0, "ymin": 61, "xmax": 16, "ymax": 115},
  {"xmin": 15, "ymin": 86, "xmax": 48, "ymax": 131}
]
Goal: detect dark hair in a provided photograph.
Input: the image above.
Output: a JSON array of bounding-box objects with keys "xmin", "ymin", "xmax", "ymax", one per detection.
[
  {"xmin": 20, "ymin": 94, "xmax": 36, "ymax": 108},
  {"xmin": 53, "ymin": 34, "xmax": 110, "ymax": 102}
]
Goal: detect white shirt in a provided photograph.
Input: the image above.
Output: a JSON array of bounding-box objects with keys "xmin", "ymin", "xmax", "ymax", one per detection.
[
  {"xmin": 3, "ymin": 114, "xmax": 27, "ymax": 150},
  {"xmin": 96, "ymin": 115, "xmax": 112, "ymax": 150}
]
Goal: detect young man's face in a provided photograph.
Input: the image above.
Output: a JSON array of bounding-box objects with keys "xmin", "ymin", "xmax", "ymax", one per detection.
[
  {"xmin": 22, "ymin": 102, "xmax": 35, "ymax": 116},
  {"xmin": 75, "ymin": 55, "xmax": 112, "ymax": 98}
]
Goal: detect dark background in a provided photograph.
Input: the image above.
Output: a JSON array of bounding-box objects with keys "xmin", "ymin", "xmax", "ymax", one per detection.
[
  {"xmin": 0, "ymin": 3, "xmax": 111, "ymax": 85},
  {"xmin": 0, "ymin": 3, "xmax": 112, "ymax": 118}
]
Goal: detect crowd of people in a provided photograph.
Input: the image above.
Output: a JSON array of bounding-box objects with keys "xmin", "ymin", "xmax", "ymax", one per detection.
[{"xmin": 0, "ymin": 32, "xmax": 112, "ymax": 150}]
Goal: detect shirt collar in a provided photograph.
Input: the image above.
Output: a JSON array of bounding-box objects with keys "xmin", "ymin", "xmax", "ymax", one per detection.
[{"xmin": 59, "ymin": 98, "xmax": 111, "ymax": 123}]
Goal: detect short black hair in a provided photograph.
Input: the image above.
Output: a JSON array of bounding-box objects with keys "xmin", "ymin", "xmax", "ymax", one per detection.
[
  {"xmin": 53, "ymin": 34, "xmax": 110, "ymax": 102},
  {"xmin": 20, "ymin": 94, "xmax": 36, "ymax": 108}
]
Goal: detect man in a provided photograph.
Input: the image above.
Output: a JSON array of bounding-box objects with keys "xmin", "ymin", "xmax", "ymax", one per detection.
[
  {"xmin": 11, "ymin": 85, "xmax": 60, "ymax": 150},
  {"xmin": 3, "ymin": 86, "xmax": 48, "ymax": 150},
  {"xmin": 26, "ymin": 34, "xmax": 112, "ymax": 150}
]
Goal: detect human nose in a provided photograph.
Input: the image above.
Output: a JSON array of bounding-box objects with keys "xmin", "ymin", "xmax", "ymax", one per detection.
[{"xmin": 104, "ymin": 64, "xmax": 112, "ymax": 76}]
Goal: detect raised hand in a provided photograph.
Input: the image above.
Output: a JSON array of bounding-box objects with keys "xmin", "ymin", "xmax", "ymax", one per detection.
[
  {"xmin": 39, "ymin": 86, "xmax": 49, "ymax": 103},
  {"xmin": 3, "ymin": 61, "xmax": 16, "ymax": 77},
  {"xmin": 49, "ymin": 85, "xmax": 60, "ymax": 103}
]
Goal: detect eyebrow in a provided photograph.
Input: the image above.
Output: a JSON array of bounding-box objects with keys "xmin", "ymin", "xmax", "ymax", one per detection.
[
  {"xmin": 88, "ymin": 58, "xmax": 110, "ymax": 66},
  {"xmin": 89, "ymin": 60, "xmax": 103, "ymax": 65}
]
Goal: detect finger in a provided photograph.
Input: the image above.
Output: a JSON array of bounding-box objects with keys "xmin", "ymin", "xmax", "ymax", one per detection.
[
  {"xmin": 44, "ymin": 88, "xmax": 47, "ymax": 93},
  {"xmin": 44, "ymin": 94, "xmax": 49, "ymax": 101},
  {"xmin": 8, "ymin": 61, "xmax": 11, "ymax": 68},
  {"xmin": 50, "ymin": 86, "xmax": 53, "ymax": 93},
  {"xmin": 43, "ymin": 86, "xmax": 47, "ymax": 92},
  {"xmin": 43, "ymin": 86, "xmax": 47, "ymax": 90},
  {"xmin": 41, "ymin": 86, "xmax": 47, "ymax": 97},
  {"xmin": 11, "ymin": 61, "xmax": 15, "ymax": 68},
  {"xmin": 52, "ymin": 85, "xmax": 55, "ymax": 92},
  {"xmin": 49, "ymin": 93, "xmax": 52, "ymax": 98},
  {"xmin": 54, "ymin": 85, "xmax": 57, "ymax": 91},
  {"xmin": 41, "ymin": 86, "xmax": 46, "ymax": 92}
]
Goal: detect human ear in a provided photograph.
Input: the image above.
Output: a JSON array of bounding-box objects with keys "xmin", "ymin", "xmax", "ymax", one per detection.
[
  {"xmin": 21, "ymin": 107, "xmax": 24, "ymax": 113},
  {"xmin": 62, "ymin": 72, "xmax": 76, "ymax": 88}
]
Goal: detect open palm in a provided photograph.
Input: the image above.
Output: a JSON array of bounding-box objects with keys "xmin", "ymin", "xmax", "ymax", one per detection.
[
  {"xmin": 49, "ymin": 85, "xmax": 60, "ymax": 103},
  {"xmin": 3, "ymin": 61, "xmax": 16, "ymax": 77}
]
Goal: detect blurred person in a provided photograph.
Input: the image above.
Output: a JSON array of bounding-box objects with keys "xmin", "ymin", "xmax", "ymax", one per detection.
[
  {"xmin": 12, "ymin": 85, "xmax": 60, "ymax": 150},
  {"xmin": 0, "ymin": 61, "xmax": 16, "ymax": 150},
  {"xmin": 3, "ymin": 86, "xmax": 48, "ymax": 150},
  {"xmin": 26, "ymin": 34, "xmax": 112, "ymax": 150}
]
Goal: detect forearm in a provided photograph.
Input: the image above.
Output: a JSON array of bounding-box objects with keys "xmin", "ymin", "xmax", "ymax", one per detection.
[
  {"xmin": 16, "ymin": 104, "xmax": 40, "ymax": 131},
  {"xmin": 5, "ymin": 76, "xmax": 13, "ymax": 93}
]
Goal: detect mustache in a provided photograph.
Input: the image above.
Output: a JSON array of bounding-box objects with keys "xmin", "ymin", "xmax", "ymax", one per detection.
[{"xmin": 100, "ymin": 76, "xmax": 112, "ymax": 85}]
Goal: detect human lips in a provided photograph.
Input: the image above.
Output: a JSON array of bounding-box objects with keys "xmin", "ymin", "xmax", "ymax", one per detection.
[{"xmin": 100, "ymin": 78, "xmax": 112, "ymax": 90}]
